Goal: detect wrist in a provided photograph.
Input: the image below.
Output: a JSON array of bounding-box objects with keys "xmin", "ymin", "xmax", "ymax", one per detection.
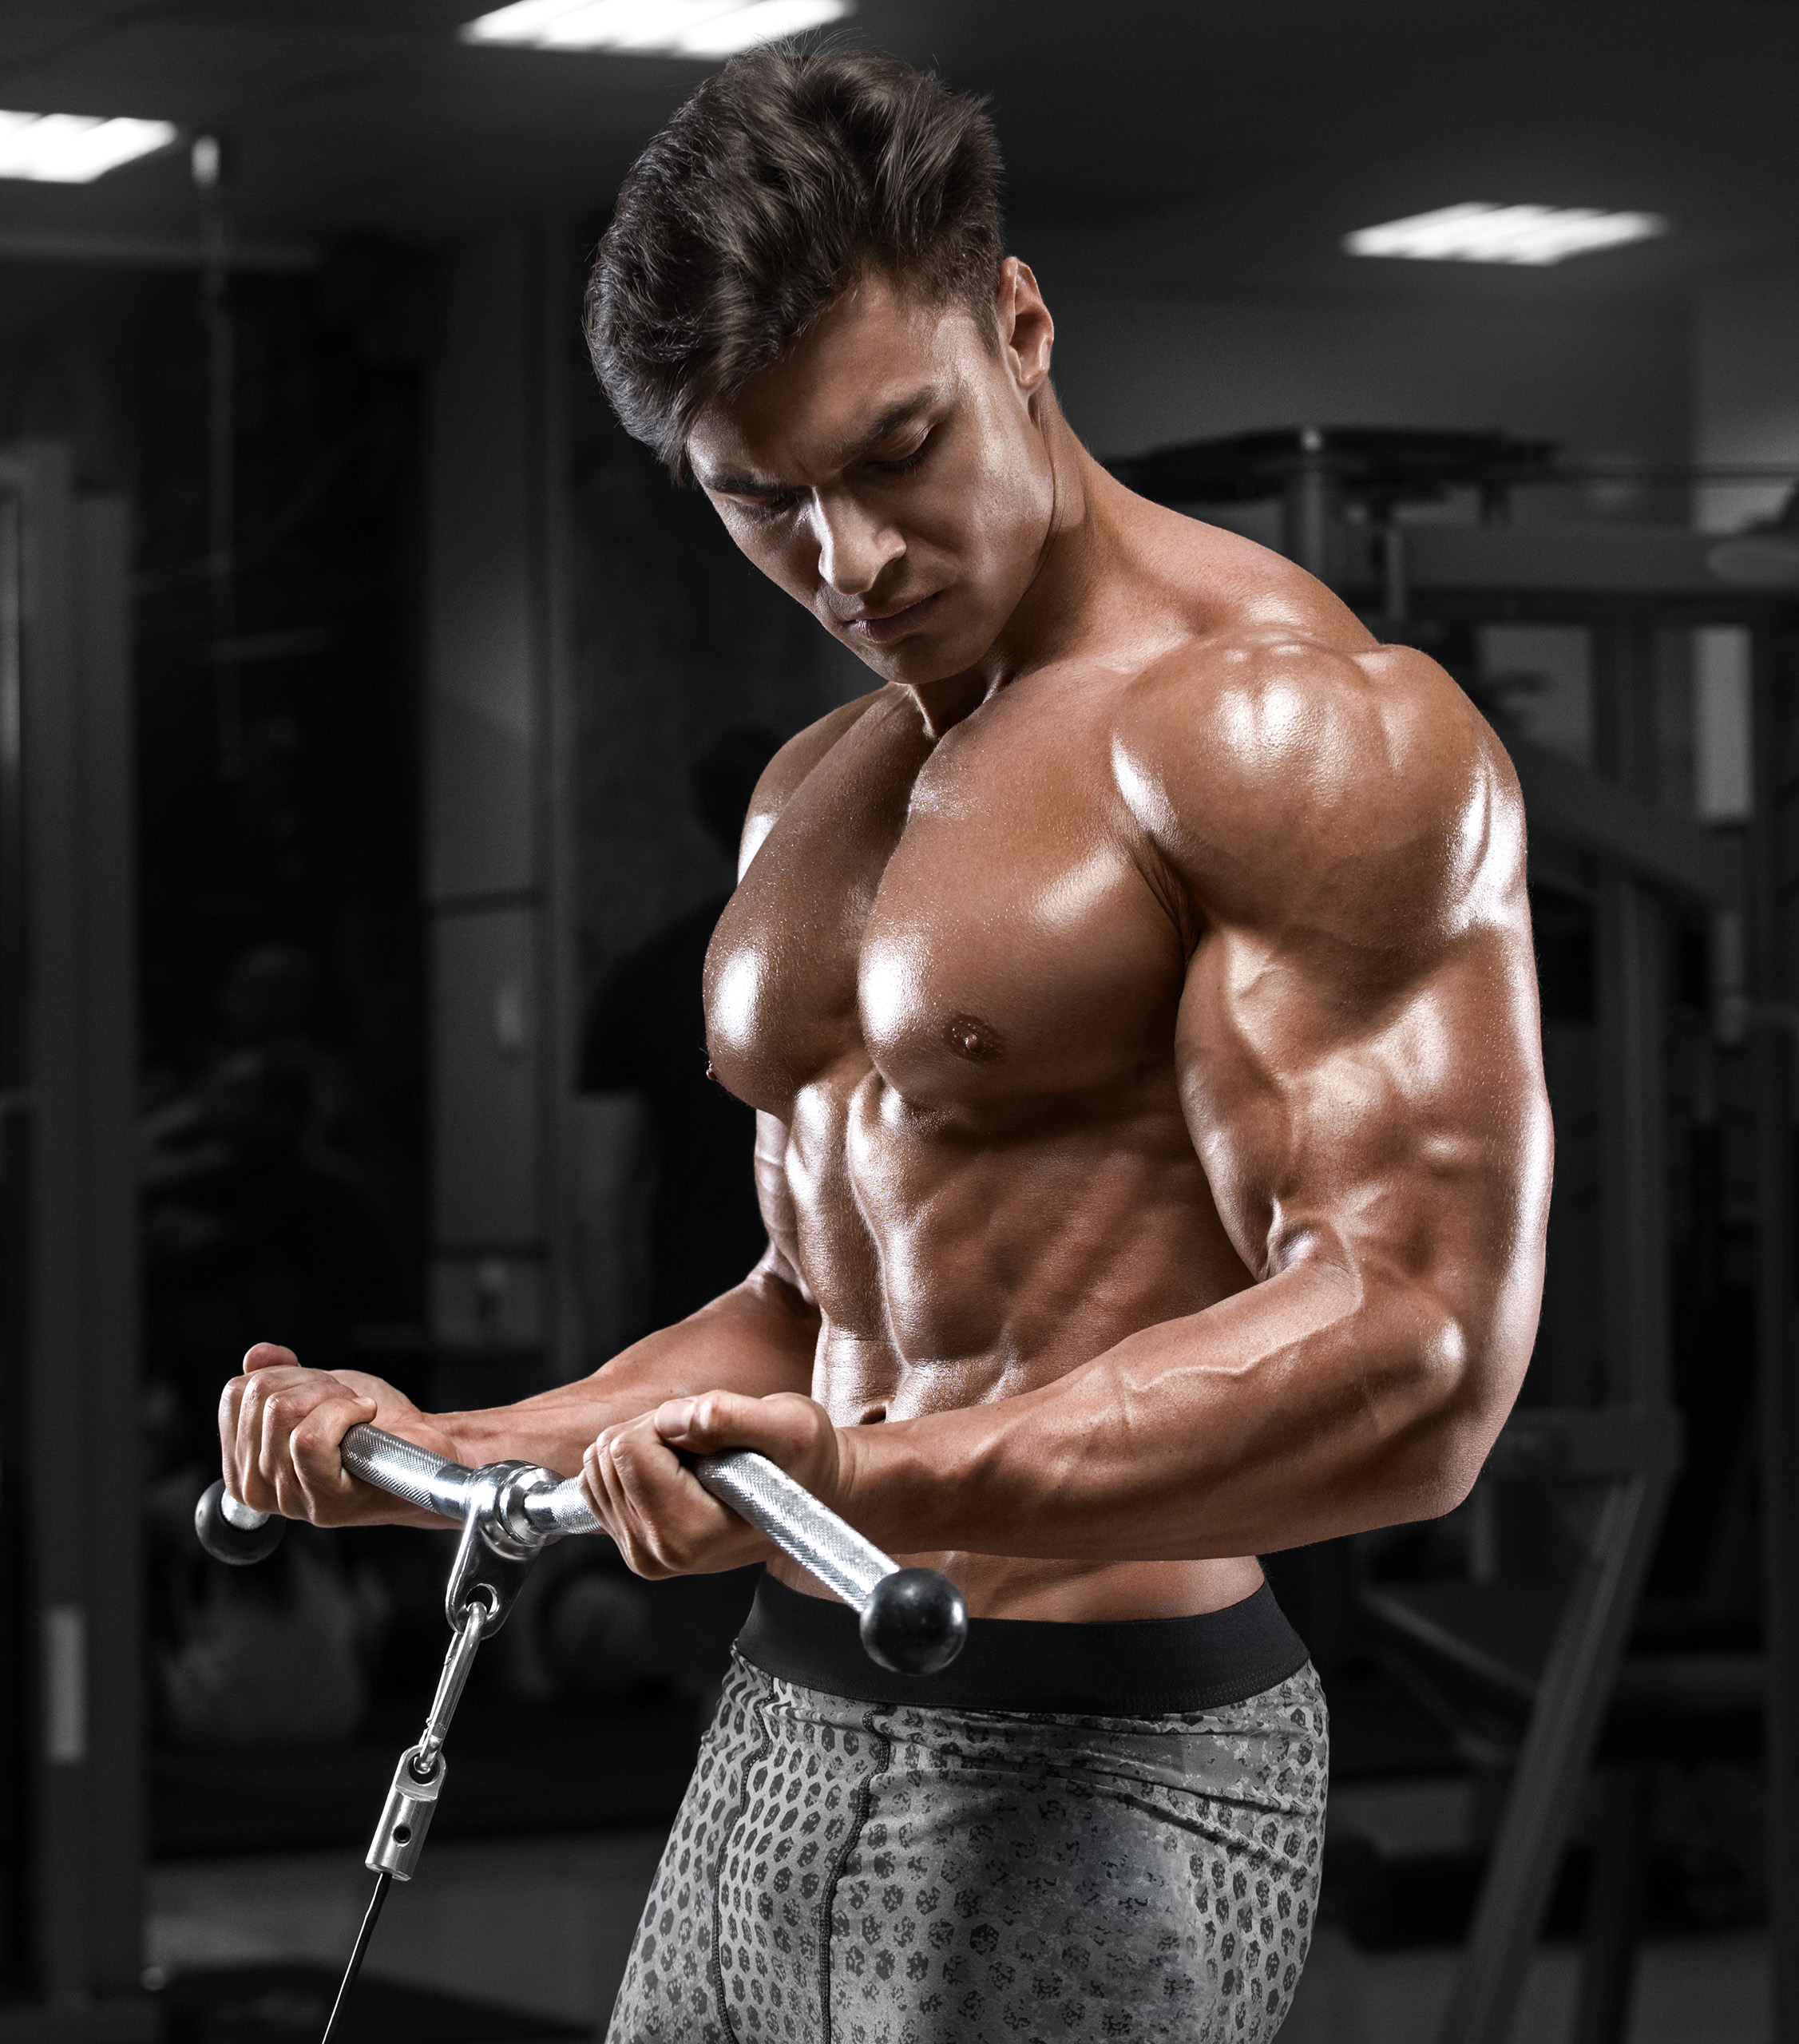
[
  {"xmin": 426, "ymin": 1407, "xmax": 504, "ymax": 1468},
  {"xmin": 838, "ymin": 1416, "xmax": 949, "ymax": 1556}
]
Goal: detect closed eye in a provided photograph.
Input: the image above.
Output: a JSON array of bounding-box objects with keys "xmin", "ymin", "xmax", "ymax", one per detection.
[
  {"xmin": 868, "ymin": 432, "xmax": 934, "ymax": 479},
  {"xmin": 735, "ymin": 491, "xmax": 802, "ymax": 524}
]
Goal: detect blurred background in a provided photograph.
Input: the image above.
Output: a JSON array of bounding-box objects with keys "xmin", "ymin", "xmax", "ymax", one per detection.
[{"xmin": 0, "ymin": 2, "xmax": 1797, "ymax": 2039}]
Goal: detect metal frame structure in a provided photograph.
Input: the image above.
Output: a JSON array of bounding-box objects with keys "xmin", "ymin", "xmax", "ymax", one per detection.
[
  {"xmin": 0, "ymin": 446, "xmax": 146, "ymax": 2041},
  {"xmin": 1358, "ymin": 542, "xmax": 1797, "ymax": 2044},
  {"xmin": 1124, "ymin": 428, "xmax": 1798, "ymax": 2038},
  {"xmin": 1749, "ymin": 603, "xmax": 1799, "ymax": 2044},
  {"xmin": 1065, "ymin": 422, "xmax": 1799, "ymax": 2039}
]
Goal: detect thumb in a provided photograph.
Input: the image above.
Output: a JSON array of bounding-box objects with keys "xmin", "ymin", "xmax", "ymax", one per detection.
[
  {"xmin": 654, "ymin": 1391, "xmax": 771, "ymax": 1452},
  {"xmin": 653, "ymin": 1396, "xmax": 701, "ymax": 1445}
]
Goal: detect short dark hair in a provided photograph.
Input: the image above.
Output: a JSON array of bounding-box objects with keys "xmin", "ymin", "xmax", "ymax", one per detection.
[{"xmin": 586, "ymin": 46, "xmax": 1004, "ymax": 477}]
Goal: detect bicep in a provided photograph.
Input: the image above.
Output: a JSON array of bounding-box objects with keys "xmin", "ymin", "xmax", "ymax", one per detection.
[
  {"xmin": 1139, "ymin": 640, "xmax": 1547, "ymax": 1314},
  {"xmin": 1175, "ymin": 917, "xmax": 1550, "ymax": 1329}
]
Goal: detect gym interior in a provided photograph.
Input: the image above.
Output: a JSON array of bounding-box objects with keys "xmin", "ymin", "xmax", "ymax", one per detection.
[{"xmin": 2, "ymin": 2, "xmax": 1797, "ymax": 2039}]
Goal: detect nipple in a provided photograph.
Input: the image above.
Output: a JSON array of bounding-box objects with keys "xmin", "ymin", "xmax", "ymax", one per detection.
[
  {"xmin": 704, "ymin": 1060, "xmax": 719, "ymax": 1083},
  {"xmin": 944, "ymin": 1012, "xmax": 1005, "ymax": 1064}
]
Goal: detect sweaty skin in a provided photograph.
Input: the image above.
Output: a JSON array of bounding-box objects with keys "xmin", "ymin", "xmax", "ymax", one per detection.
[{"xmin": 222, "ymin": 263, "xmax": 1551, "ymax": 1624}]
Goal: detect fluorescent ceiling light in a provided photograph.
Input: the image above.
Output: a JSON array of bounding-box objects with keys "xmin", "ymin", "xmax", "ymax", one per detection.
[
  {"xmin": 461, "ymin": 0, "xmax": 850, "ymax": 57},
  {"xmin": 0, "ymin": 110, "xmax": 177, "ymax": 184},
  {"xmin": 1344, "ymin": 203, "xmax": 1667, "ymax": 267}
]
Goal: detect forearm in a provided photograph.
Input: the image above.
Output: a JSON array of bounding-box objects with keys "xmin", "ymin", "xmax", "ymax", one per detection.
[
  {"xmin": 438, "ymin": 1266, "xmax": 819, "ymax": 1476},
  {"xmin": 843, "ymin": 1262, "xmax": 1504, "ymax": 1562}
]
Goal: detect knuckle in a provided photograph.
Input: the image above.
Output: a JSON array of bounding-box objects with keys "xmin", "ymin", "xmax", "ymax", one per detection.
[{"xmin": 291, "ymin": 1408, "xmax": 328, "ymax": 1449}]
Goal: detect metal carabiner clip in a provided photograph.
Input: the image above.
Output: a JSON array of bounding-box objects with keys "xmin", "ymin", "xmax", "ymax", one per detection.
[{"xmin": 321, "ymin": 1476, "xmax": 555, "ymax": 2044}]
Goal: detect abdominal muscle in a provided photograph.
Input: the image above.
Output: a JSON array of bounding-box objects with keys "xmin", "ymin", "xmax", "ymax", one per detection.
[
  {"xmin": 731, "ymin": 935, "xmax": 1283, "ymax": 1615},
  {"xmin": 764, "ymin": 1148, "xmax": 1270, "ymax": 1625}
]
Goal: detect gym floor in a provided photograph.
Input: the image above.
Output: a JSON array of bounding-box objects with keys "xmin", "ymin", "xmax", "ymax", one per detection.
[{"xmin": 149, "ymin": 1829, "xmax": 1769, "ymax": 2043}]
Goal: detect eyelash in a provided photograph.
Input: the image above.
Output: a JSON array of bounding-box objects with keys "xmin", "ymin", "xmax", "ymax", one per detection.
[
  {"xmin": 734, "ymin": 434, "xmax": 934, "ymax": 522},
  {"xmin": 874, "ymin": 437, "xmax": 933, "ymax": 477}
]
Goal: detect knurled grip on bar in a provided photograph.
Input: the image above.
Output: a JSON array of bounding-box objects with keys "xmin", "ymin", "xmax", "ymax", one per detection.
[
  {"xmin": 335, "ymin": 1428, "xmax": 965, "ymax": 1674},
  {"xmin": 224, "ymin": 1423, "xmax": 894, "ymax": 1592},
  {"xmin": 340, "ymin": 1424, "xmax": 474, "ymax": 1522},
  {"xmin": 506, "ymin": 1445, "xmax": 888, "ymax": 1604},
  {"xmin": 330, "ymin": 1426, "xmax": 881, "ymax": 1601},
  {"xmin": 689, "ymin": 1452, "xmax": 890, "ymax": 1609},
  {"xmin": 204, "ymin": 1421, "xmax": 967, "ymax": 1673}
]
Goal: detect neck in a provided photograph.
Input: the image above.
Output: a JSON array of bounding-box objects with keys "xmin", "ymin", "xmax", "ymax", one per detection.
[{"xmin": 907, "ymin": 396, "xmax": 1126, "ymax": 738}]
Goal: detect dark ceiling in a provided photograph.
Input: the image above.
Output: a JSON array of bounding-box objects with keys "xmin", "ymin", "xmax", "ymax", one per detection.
[{"xmin": 0, "ymin": 0, "xmax": 1794, "ymax": 309}]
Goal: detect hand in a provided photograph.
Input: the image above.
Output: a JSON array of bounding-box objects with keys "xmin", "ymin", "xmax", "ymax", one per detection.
[
  {"xmin": 219, "ymin": 1343, "xmax": 464, "ymax": 1527},
  {"xmin": 582, "ymin": 1389, "xmax": 844, "ymax": 1579}
]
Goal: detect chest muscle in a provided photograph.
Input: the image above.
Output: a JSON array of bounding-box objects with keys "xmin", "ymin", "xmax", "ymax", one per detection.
[{"xmin": 704, "ymin": 698, "xmax": 1184, "ymax": 1119}]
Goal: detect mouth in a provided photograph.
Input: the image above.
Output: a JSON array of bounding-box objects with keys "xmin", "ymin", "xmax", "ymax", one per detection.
[{"xmin": 842, "ymin": 590, "xmax": 942, "ymax": 645}]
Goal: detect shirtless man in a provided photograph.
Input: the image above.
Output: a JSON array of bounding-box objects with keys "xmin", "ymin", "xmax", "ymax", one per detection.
[{"xmin": 220, "ymin": 47, "xmax": 1551, "ymax": 2042}]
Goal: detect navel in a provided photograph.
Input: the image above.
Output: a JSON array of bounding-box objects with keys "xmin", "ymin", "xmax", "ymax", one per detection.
[{"xmin": 944, "ymin": 1011, "xmax": 1005, "ymax": 1064}]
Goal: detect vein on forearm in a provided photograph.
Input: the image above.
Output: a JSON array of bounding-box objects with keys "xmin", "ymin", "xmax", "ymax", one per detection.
[{"xmin": 849, "ymin": 1257, "xmax": 1455, "ymax": 1563}]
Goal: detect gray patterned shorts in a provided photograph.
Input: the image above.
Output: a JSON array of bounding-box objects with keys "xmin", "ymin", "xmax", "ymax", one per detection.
[{"xmin": 606, "ymin": 1649, "xmax": 1328, "ymax": 2042}]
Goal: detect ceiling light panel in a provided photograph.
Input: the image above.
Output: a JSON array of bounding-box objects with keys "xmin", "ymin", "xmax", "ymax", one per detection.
[
  {"xmin": 461, "ymin": 0, "xmax": 850, "ymax": 57},
  {"xmin": 1344, "ymin": 204, "xmax": 1667, "ymax": 267},
  {"xmin": 0, "ymin": 110, "xmax": 178, "ymax": 183}
]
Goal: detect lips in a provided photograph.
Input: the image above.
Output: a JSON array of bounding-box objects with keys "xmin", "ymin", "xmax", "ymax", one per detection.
[{"xmin": 845, "ymin": 590, "xmax": 941, "ymax": 644}]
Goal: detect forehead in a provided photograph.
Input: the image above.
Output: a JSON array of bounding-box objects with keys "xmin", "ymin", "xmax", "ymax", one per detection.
[{"xmin": 687, "ymin": 275, "xmax": 991, "ymax": 485}]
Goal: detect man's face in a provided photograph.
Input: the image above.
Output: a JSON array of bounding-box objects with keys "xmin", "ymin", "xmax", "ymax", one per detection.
[{"xmin": 686, "ymin": 263, "xmax": 1057, "ymax": 691}]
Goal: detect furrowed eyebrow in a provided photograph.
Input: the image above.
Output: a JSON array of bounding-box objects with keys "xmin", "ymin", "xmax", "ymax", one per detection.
[
  {"xmin": 825, "ymin": 387, "xmax": 940, "ymax": 470},
  {"xmin": 701, "ymin": 466, "xmax": 786, "ymax": 497},
  {"xmin": 696, "ymin": 387, "xmax": 941, "ymax": 498}
]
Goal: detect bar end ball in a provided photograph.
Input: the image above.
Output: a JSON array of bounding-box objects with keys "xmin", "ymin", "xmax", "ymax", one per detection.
[
  {"xmin": 194, "ymin": 1479, "xmax": 286, "ymax": 1566},
  {"xmin": 860, "ymin": 1567, "xmax": 968, "ymax": 1674}
]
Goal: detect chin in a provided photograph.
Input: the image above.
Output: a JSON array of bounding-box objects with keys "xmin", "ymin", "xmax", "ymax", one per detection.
[{"xmin": 882, "ymin": 622, "xmax": 1001, "ymax": 688}]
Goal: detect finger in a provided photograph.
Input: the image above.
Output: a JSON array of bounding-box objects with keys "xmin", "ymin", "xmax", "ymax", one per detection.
[
  {"xmin": 242, "ymin": 1342, "xmax": 298, "ymax": 1374},
  {"xmin": 654, "ymin": 1389, "xmax": 767, "ymax": 1449},
  {"xmin": 232, "ymin": 1370, "xmax": 307, "ymax": 1513},
  {"xmin": 610, "ymin": 1424, "xmax": 721, "ymax": 1573},
  {"xmin": 652, "ymin": 1396, "xmax": 699, "ymax": 1444},
  {"xmin": 287, "ymin": 1392, "xmax": 381, "ymax": 1519},
  {"xmin": 244, "ymin": 1370, "xmax": 355, "ymax": 1517},
  {"xmin": 586, "ymin": 1428, "xmax": 665, "ymax": 1578},
  {"xmin": 605, "ymin": 1424, "xmax": 690, "ymax": 1576},
  {"xmin": 621, "ymin": 1419, "xmax": 772, "ymax": 1575},
  {"xmin": 218, "ymin": 1377, "xmax": 249, "ymax": 1498},
  {"xmin": 657, "ymin": 1388, "xmax": 822, "ymax": 1465},
  {"xmin": 581, "ymin": 1432, "xmax": 621, "ymax": 1535},
  {"xmin": 231, "ymin": 1368, "xmax": 298, "ymax": 1511}
]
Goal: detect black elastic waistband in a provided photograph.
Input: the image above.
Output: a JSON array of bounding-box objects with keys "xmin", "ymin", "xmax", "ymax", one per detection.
[{"xmin": 735, "ymin": 1572, "xmax": 1310, "ymax": 1717}]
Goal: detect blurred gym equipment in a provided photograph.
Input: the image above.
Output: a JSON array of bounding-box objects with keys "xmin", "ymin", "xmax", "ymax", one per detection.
[
  {"xmin": 1131, "ymin": 424, "xmax": 1799, "ymax": 2044},
  {"xmin": 0, "ymin": 443, "xmax": 142, "ymax": 2034}
]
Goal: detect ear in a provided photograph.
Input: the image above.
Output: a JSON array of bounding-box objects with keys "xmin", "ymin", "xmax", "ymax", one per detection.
[{"xmin": 994, "ymin": 257, "xmax": 1053, "ymax": 394}]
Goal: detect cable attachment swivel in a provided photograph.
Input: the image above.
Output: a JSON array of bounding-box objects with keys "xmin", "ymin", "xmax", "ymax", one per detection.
[
  {"xmin": 365, "ymin": 1594, "xmax": 486, "ymax": 1881},
  {"xmin": 363, "ymin": 1462, "xmax": 556, "ymax": 1884}
]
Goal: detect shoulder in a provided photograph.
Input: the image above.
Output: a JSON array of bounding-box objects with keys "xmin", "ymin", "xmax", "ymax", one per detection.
[
  {"xmin": 738, "ymin": 683, "xmax": 892, "ymax": 872},
  {"xmin": 1113, "ymin": 625, "xmax": 1525, "ymax": 953}
]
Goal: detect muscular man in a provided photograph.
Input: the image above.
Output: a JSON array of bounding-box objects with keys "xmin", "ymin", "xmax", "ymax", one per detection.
[{"xmin": 222, "ymin": 48, "xmax": 1551, "ymax": 2042}]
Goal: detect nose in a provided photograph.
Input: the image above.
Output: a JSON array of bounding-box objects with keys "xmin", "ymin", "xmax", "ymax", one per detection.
[{"xmin": 812, "ymin": 492, "xmax": 904, "ymax": 596}]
